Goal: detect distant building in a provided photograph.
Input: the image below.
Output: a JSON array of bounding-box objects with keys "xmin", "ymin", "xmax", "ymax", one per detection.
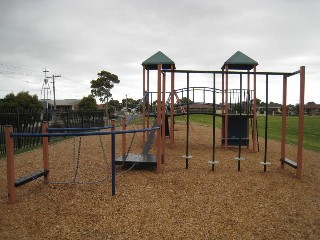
[
  {"xmin": 305, "ymin": 102, "xmax": 320, "ymax": 116},
  {"xmin": 257, "ymin": 102, "xmax": 282, "ymax": 115},
  {"xmin": 41, "ymin": 99, "xmax": 81, "ymax": 111}
]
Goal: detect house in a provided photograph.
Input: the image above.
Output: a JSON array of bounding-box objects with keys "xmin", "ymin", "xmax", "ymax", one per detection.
[
  {"xmin": 41, "ymin": 99, "xmax": 81, "ymax": 111},
  {"xmin": 305, "ymin": 102, "xmax": 320, "ymax": 116},
  {"xmin": 257, "ymin": 102, "xmax": 282, "ymax": 115}
]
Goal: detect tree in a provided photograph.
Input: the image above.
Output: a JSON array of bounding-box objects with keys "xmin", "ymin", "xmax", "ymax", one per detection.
[
  {"xmin": 181, "ymin": 97, "xmax": 193, "ymax": 105},
  {"xmin": 78, "ymin": 95, "xmax": 98, "ymax": 110},
  {"xmin": 90, "ymin": 70, "xmax": 120, "ymax": 103},
  {"xmin": 0, "ymin": 91, "xmax": 43, "ymax": 109},
  {"xmin": 109, "ymin": 99, "xmax": 120, "ymax": 111},
  {"xmin": 121, "ymin": 98, "xmax": 138, "ymax": 110}
]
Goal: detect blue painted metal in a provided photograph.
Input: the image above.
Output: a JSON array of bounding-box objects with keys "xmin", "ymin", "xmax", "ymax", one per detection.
[
  {"xmin": 48, "ymin": 126, "xmax": 113, "ymax": 132},
  {"xmin": 125, "ymin": 91, "xmax": 149, "ymax": 126},
  {"xmin": 11, "ymin": 127, "xmax": 159, "ymax": 138},
  {"xmin": 111, "ymin": 133, "xmax": 116, "ymax": 196}
]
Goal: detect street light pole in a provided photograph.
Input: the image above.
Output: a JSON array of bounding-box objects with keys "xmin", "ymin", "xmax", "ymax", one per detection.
[
  {"xmin": 126, "ymin": 94, "xmax": 128, "ymax": 110},
  {"xmin": 47, "ymin": 74, "xmax": 61, "ymax": 110}
]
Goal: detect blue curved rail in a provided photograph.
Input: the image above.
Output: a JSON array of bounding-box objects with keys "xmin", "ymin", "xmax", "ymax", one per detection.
[
  {"xmin": 11, "ymin": 127, "xmax": 159, "ymax": 138},
  {"xmin": 47, "ymin": 126, "xmax": 114, "ymax": 132}
]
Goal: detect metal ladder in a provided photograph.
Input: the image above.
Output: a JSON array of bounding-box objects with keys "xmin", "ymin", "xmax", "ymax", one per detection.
[{"xmin": 142, "ymin": 118, "xmax": 158, "ymax": 155}]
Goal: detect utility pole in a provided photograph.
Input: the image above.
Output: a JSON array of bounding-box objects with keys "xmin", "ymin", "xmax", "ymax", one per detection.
[
  {"xmin": 47, "ymin": 74, "xmax": 61, "ymax": 110},
  {"xmin": 126, "ymin": 94, "xmax": 128, "ymax": 110},
  {"xmin": 41, "ymin": 68, "xmax": 50, "ymax": 109}
]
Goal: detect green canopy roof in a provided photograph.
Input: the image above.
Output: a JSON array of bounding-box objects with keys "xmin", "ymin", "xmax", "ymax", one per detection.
[
  {"xmin": 142, "ymin": 51, "xmax": 175, "ymax": 70},
  {"xmin": 222, "ymin": 51, "xmax": 258, "ymax": 70}
]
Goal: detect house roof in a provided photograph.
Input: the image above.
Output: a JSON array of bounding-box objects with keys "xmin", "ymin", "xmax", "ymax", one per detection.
[
  {"xmin": 222, "ymin": 51, "xmax": 258, "ymax": 70},
  {"xmin": 142, "ymin": 51, "xmax": 175, "ymax": 70},
  {"xmin": 268, "ymin": 102, "xmax": 282, "ymax": 108},
  {"xmin": 305, "ymin": 102, "xmax": 320, "ymax": 109},
  {"xmin": 45, "ymin": 99, "xmax": 81, "ymax": 106}
]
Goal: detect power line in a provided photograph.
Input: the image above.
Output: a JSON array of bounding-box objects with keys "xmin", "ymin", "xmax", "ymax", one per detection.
[{"xmin": 0, "ymin": 63, "xmax": 41, "ymax": 74}]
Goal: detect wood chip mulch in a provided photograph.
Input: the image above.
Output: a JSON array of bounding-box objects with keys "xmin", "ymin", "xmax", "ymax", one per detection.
[{"xmin": 0, "ymin": 122, "xmax": 319, "ymax": 239}]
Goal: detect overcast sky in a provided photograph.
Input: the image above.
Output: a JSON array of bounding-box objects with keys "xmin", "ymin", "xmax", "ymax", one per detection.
[{"xmin": 0, "ymin": 0, "xmax": 319, "ymax": 105}]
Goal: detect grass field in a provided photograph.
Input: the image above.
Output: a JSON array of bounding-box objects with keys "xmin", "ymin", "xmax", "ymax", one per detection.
[{"xmin": 176, "ymin": 114, "xmax": 320, "ymax": 152}]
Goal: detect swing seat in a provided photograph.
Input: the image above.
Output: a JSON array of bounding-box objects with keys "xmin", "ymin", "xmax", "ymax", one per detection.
[
  {"xmin": 15, "ymin": 170, "xmax": 49, "ymax": 187},
  {"xmin": 281, "ymin": 158, "xmax": 297, "ymax": 169},
  {"xmin": 115, "ymin": 153, "xmax": 157, "ymax": 168}
]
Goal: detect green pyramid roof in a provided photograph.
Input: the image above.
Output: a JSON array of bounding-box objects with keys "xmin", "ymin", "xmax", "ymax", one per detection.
[
  {"xmin": 222, "ymin": 51, "xmax": 258, "ymax": 70},
  {"xmin": 142, "ymin": 51, "xmax": 175, "ymax": 70}
]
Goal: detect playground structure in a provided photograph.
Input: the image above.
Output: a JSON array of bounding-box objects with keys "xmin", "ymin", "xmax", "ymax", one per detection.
[
  {"xmin": 141, "ymin": 51, "xmax": 305, "ymax": 176},
  {"xmin": 5, "ymin": 122, "xmax": 159, "ymax": 204},
  {"xmin": 4, "ymin": 50, "xmax": 306, "ymax": 204}
]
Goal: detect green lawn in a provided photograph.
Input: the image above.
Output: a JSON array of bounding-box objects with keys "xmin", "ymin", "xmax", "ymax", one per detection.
[{"xmin": 176, "ymin": 115, "xmax": 320, "ymax": 152}]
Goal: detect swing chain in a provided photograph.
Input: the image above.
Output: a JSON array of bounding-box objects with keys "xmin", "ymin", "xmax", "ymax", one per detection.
[{"xmin": 99, "ymin": 135, "xmax": 108, "ymax": 166}]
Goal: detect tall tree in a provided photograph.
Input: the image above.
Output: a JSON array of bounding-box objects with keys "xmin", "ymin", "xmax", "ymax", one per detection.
[
  {"xmin": 90, "ymin": 70, "xmax": 120, "ymax": 103},
  {"xmin": 78, "ymin": 95, "xmax": 98, "ymax": 110}
]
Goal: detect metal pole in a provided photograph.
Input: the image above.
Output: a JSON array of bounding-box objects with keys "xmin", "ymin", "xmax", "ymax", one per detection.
[
  {"xmin": 186, "ymin": 72, "xmax": 190, "ymax": 169},
  {"xmin": 42, "ymin": 122, "xmax": 49, "ymax": 182},
  {"xmin": 6, "ymin": 125, "xmax": 15, "ymax": 204},
  {"xmin": 111, "ymin": 133, "xmax": 116, "ymax": 195},
  {"xmin": 264, "ymin": 74, "xmax": 269, "ymax": 172},
  {"xmin": 122, "ymin": 118, "xmax": 126, "ymax": 158},
  {"xmin": 212, "ymin": 74, "xmax": 216, "ymax": 171}
]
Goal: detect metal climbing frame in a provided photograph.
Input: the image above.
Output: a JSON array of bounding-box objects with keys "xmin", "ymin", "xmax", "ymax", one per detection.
[
  {"xmin": 162, "ymin": 68, "xmax": 304, "ymax": 174},
  {"xmin": 5, "ymin": 122, "xmax": 159, "ymax": 204}
]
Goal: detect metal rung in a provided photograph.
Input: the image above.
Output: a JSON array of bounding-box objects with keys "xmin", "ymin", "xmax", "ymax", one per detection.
[
  {"xmin": 208, "ymin": 160, "xmax": 219, "ymax": 165},
  {"xmin": 15, "ymin": 170, "xmax": 49, "ymax": 187},
  {"xmin": 260, "ymin": 162, "xmax": 271, "ymax": 166},
  {"xmin": 234, "ymin": 157, "xmax": 245, "ymax": 161},
  {"xmin": 182, "ymin": 155, "xmax": 193, "ymax": 159}
]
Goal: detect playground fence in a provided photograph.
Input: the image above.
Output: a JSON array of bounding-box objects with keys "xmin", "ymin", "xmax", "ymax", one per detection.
[{"xmin": 0, "ymin": 109, "xmax": 104, "ymax": 155}]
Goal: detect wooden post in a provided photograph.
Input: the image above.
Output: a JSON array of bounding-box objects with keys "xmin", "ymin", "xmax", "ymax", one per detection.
[
  {"xmin": 122, "ymin": 118, "xmax": 126, "ymax": 157},
  {"xmin": 42, "ymin": 122, "xmax": 49, "ymax": 183},
  {"xmin": 161, "ymin": 72, "xmax": 166, "ymax": 164},
  {"xmin": 170, "ymin": 64, "xmax": 175, "ymax": 144},
  {"xmin": 147, "ymin": 70, "xmax": 150, "ymax": 129},
  {"xmin": 253, "ymin": 66, "xmax": 257, "ymax": 152},
  {"xmin": 224, "ymin": 64, "xmax": 229, "ymax": 149},
  {"xmin": 296, "ymin": 66, "xmax": 305, "ymax": 179},
  {"xmin": 281, "ymin": 75, "xmax": 287, "ymax": 169},
  {"xmin": 247, "ymin": 70, "xmax": 250, "ymax": 149},
  {"xmin": 6, "ymin": 125, "xmax": 15, "ymax": 204},
  {"xmin": 142, "ymin": 66, "xmax": 146, "ymax": 143},
  {"xmin": 221, "ymin": 69, "xmax": 225, "ymax": 146},
  {"xmin": 156, "ymin": 64, "xmax": 162, "ymax": 173}
]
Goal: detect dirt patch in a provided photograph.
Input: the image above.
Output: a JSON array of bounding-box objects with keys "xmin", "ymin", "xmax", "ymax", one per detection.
[{"xmin": 0, "ymin": 123, "xmax": 319, "ymax": 239}]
